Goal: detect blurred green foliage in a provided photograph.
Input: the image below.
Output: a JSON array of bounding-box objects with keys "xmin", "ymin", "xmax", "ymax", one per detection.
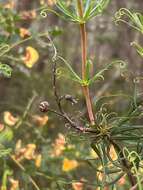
[{"xmin": 0, "ymin": 0, "xmax": 143, "ymax": 190}]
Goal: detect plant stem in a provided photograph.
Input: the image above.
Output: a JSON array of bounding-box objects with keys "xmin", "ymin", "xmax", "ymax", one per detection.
[{"xmin": 77, "ymin": 0, "xmax": 95, "ymax": 126}]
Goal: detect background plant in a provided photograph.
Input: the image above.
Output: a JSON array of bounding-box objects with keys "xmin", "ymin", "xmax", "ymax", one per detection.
[{"xmin": 0, "ymin": 0, "xmax": 143, "ymax": 190}]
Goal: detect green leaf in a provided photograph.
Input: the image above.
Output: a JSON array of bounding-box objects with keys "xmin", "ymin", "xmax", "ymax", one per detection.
[
  {"xmin": 56, "ymin": 0, "xmax": 77, "ymax": 22},
  {"xmin": 2, "ymin": 169, "xmax": 13, "ymax": 189},
  {"xmin": 115, "ymin": 8, "xmax": 143, "ymax": 34},
  {"xmin": 89, "ymin": 69, "xmax": 105, "ymax": 84},
  {"xmin": 85, "ymin": 59, "xmax": 92, "ymax": 81},
  {"xmin": 88, "ymin": 61, "xmax": 112, "ymax": 84},
  {"xmin": 91, "ymin": 142, "xmax": 102, "ymax": 161},
  {"xmin": 131, "ymin": 42, "xmax": 143, "ymax": 57},
  {"xmin": 55, "ymin": 0, "xmax": 110, "ymax": 23},
  {"xmin": 111, "ymin": 125, "xmax": 143, "ymax": 134},
  {"xmin": 86, "ymin": 0, "xmax": 110, "ymax": 20},
  {"xmin": 0, "ymin": 145, "xmax": 11, "ymax": 158},
  {"xmin": 112, "ymin": 135, "xmax": 143, "ymax": 141},
  {"xmin": 83, "ymin": 0, "xmax": 93, "ymax": 19},
  {"xmin": 49, "ymin": 27, "xmax": 63, "ymax": 37},
  {"xmin": 84, "ymin": 0, "xmax": 91, "ymax": 15},
  {"xmin": 0, "ymin": 128, "xmax": 13, "ymax": 144},
  {"xmin": 58, "ymin": 56, "xmax": 82, "ymax": 83},
  {"xmin": 89, "ymin": 60, "xmax": 126, "ymax": 85},
  {"xmin": 133, "ymin": 13, "xmax": 143, "ymax": 32},
  {"xmin": 0, "ymin": 63, "xmax": 12, "ymax": 78}
]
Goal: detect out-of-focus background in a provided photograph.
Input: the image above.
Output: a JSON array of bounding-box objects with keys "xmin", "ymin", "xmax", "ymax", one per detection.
[
  {"xmin": 1, "ymin": 0, "xmax": 143, "ymax": 113},
  {"xmin": 0, "ymin": 0, "xmax": 143, "ymax": 189}
]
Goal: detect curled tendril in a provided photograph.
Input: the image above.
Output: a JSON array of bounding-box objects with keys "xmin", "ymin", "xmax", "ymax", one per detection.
[
  {"xmin": 115, "ymin": 60, "xmax": 128, "ymax": 78},
  {"xmin": 123, "ymin": 148, "xmax": 143, "ymax": 189},
  {"xmin": 108, "ymin": 60, "xmax": 127, "ymax": 70},
  {"xmin": 119, "ymin": 61, "xmax": 127, "ymax": 69},
  {"xmin": 40, "ymin": 7, "xmax": 61, "ymax": 19},
  {"xmin": 0, "ymin": 44, "xmax": 10, "ymax": 57},
  {"xmin": 98, "ymin": 112, "xmax": 117, "ymax": 128},
  {"xmin": 40, "ymin": 9, "xmax": 48, "ymax": 18},
  {"xmin": 123, "ymin": 147, "xmax": 141, "ymax": 163},
  {"xmin": 56, "ymin": 67, "xmax": 63, "ymax": 76},
  {"xmin": 114, "ymin": 8, "xmax": 135, "ymax": 26},
  {"xmin": 115, "ymin": 8, "xmax": 134, "ymax": 22},
  {"xmin": 128, "ymin": 151, "xmax": 141, "ymax": 163},
  {"xmin": 56, "ymin": 67, "xmax": 66, "ymax": 78},
  {"xmin": 115, "ymin": 8, "xmax": 143, "ymax": 33},
  {"xmin": 99, "ymin": 103, "xmax": 109, "ymax": 113},
  {"xmin": 96, "ymin": 103, "xmax": 110, "ymax": 124},
  {"xmin": 105, "ymin": 112, "xmax": 118, "ymax": 121},
  {"xmin": 128, "ymin": 151, "xmax": 141, "ymax": 164}
]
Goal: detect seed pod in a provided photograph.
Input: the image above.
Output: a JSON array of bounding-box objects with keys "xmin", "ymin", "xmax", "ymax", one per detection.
[
  {"xmin": 65, "ymin": 94, "xmax": 78, "ymax": 104},
  {"xmin": 39, "ymin": 101, "xmax": 49, "ymax": 112}
]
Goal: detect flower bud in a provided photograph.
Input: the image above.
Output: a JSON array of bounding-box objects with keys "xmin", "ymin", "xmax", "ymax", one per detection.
[
  {"xmin": 65, "ymin": 94, "xmax": 77, "ymax": 104},
  {"xmin": 39, "ymin": 101, "xmax": 49, "ymax": 112}
]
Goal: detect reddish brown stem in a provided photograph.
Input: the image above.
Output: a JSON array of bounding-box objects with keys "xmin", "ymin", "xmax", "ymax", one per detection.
[{"xmin": 77, "ymin": 0, "xmax": 95, "ymax": 125}]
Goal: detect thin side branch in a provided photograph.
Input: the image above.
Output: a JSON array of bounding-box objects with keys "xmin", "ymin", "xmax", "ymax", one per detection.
[{"xmin": 52, "ymin": 60, "xmax": 64, "ymax": 113}]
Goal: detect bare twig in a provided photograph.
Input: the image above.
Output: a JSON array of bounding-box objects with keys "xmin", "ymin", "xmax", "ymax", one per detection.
[
  {"xmin": 52, "ymin": 60, "xmax": 64, "ymax": 113},
  {"xmin": 10, "ymin": 155, "xmax": 40, "ymax": 190},
  {"xmin": 47, "ymin": 108, "xmax": 98, "ymax": 134}
]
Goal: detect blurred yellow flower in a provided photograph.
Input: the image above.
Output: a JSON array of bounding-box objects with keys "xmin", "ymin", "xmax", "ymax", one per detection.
[
  {"xmin": 21, "ymin": 10, "xmax": 36, "ymax": 20},
  {"xmin": 4, "ymin": 111, "xmax": 18, "ymax": 126},
  {"xmin": 13, "ymin": 143, "xmax": 37, "ymax": 161},
  {"xmin": 62, "ymin": 158, "xmax": 78, "ymax": 172},
  {"xmin": 9, "ymin": 178, "xmax": 19, "ymax": 190},
  {"xmin": 12, "ymin": 141, "xmax": 43, "ymax": 168},
  {"xmin": 109, "ymin": 145, "xmax": 118, "ymax": 161},
  {"xmin": 40, "ymin": 0, "xmax": 56, "ymax": 6},
  {"xmin": 51, "ymin": 133, "xmax": 66, "ymax": 157},
  {"xmin": 24, "ymin": 144, "xmax": 36, "ymax": 160},
  {"xmin": 40, "ymin": 0, "xmax": 44, "ymax": 4},
  {"xmin": 35, "ymin": 154, "xmax": 42, "ymax": 168},
  {"xmin": 72, "ymin": 182, "xmax": 83, "ymax": 190},
  {"xmin": 32, "ymin": 115, "xmax": 48, "ymax": 127},
  {"xmin": 4, "ymin": 1, "xmax": 15, "ymax": 9},
  {"xmin": 23, "ymin": 46, "xmax": 39, "ymax": 68},
  {"xmin": 19, "ymin": 27, "xmax": 31, "ymax": 38},
  {"xmin": 47, "ymin": 0, "xmax": 57, "ymax": 6}
]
